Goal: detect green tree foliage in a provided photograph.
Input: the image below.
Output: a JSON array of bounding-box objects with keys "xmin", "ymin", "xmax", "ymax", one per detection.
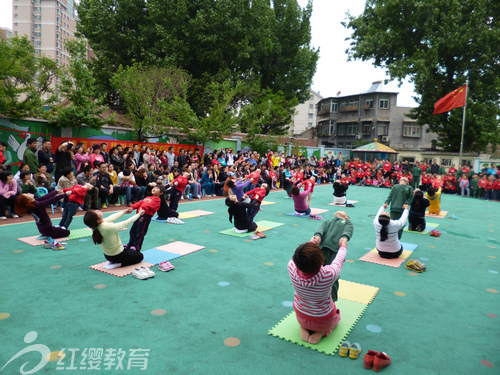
[
  {"xmin": 76, "ymin": 0, "xmax": 318, "ymax": 136},
  {"xmin": 345, "ymin": 0, "xmax": 500, "ymax": 152},
  {"xmin": 49, "ymin": 38, "xmax": 112, "ymax": 132},
  {"xmin": 0, "ymin": 36, "xmax": 59, "ymax": 118}
]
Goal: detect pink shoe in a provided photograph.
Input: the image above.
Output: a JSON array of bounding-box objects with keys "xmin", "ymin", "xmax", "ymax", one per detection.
[{"xmin": 159, "ymin": 261, "xmax": 175, "ymax": 272}]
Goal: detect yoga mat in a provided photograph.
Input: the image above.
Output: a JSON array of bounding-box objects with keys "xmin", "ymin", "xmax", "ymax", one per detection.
[
  {"xmin": 268, "ymin": 299, "xmax": 368, "ymax": 356},
  {"xmin": 152, "ymin": 217, "xmax": 168, "ymax": 223},
  {"xmin": 338, "ymin": 280, "xmax": 379, "ymax": 305},
  {"xmin": 178, "ymin": 212, "xmax": 199, "ymax": 219},
  {"xmin": 89, "ymin": 261, "xmax": 154, "ymax": 277},
  {"xmin": 426, "ymin": 210, "xmax": 448, "ymax": 219},
  {"xmin": 404, "ymin": 222, "xmax": 439, "ymax": 235},
  {"xmin": 328, "ymin": 200, "xmax": 358, "ymax": 206},
  {"xmin": 155, "ymin": 241, "xmax": 206, "ymax": 256},
  {"xmin": 311, "ymin": 208, "xmax": 329, "ymax": 215},
  {"xmin": 287, "ymin": 212, "xmax": 311, "ymax": 217},
  {"xmin": 400, "ymin": 242, "xmax": 419, "ymax": 251},
  {"xmin": 219, "ymin": 226, "xmax": 272, "ymax": 237},
  {"xmin": 142, "ymin": 248, "xmax": 182, "ymax": 265},
  {"xmin": 254, "ymin": 220, "xmax": 284, "ymax": 229},
  {"xmin": 67, "ymin": 228, "xmax": 93, "ymax": 240},
  {"xmin": 260, "ymin": 201, "xmax": 276, "ymax": 206},
  {"xmin": 18, "ymin": 235, "xmax": 69, "ymax": 247},
  {"xmin": 359, "ymin": 248, "xmax": 413, "ymax": 268},
  {"xmin": 184, "ymin": 210, "xmax": 215, "ymax": 216}
]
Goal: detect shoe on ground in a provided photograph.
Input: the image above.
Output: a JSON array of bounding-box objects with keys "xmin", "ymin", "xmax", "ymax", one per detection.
[
  {"xmin": 405, "ymin": 259, "xmax": 424, "ymax": 273},
  {"xmin": 171, "ymin": 217, "xmax": 184, "ymax": 224},
  {"xmin": 180, "ymin": 196, "xmax": 184, "ymax": 200},
  {"xmin": 0, "ymin": 216, "xmax": 7, "ymax": 220},
  {"xmin": 413, "ymin": 259, "xmax": 427, "ymax": 271},
  {"xmin": 339, "ymin": 341, "xmax": 351, "ymax": 357},
  {"xmin": 112, "ymin": 203, "xmax": 120, "ymax": 207},
  {"xmin": 196, "ymin": 195, "xmax": 201, "ymax": 199},
  {"xmin": 83, "ymin": 206, "xmax": 90, "ymax": 211},
  {"xmin": 249, "ymin": 233, "xmax": 260, "ymax": 240},
  {"xmin": 51, "ymin": 242, "xmax": 66, "ymax": 251},
  {"xmin": 363, "ymin": 350, "xmax": 378, "ymax": 369},
  {"xmin": 372, "ymin": 352, "xmax": 391, "ymax": 372},
  {"xmin": 141, "ymin": 266, "xmax": 155, "ymax": 278},
  {"xmin": 212, "ymin": 194, "xmax": 216, "ymax": 197},
  {"xmin": 44, "ymin": 237, "xmax": 55, "ymax": 249},
  {"xmin": 132, "ymin": 267, "xmax": 149, "ymax": 280},
  {"xmin": 78, "ymin": 207, "xmax": 83, "ymax": 211},
  {"xmin": 90, "ymin": 205, "xmax": 98, "ymax": 210},
  {"xmin": 349, "ymin": 342, "xmax": 362, "ymax": 359},
  {"xmin": 12, "ymin": 214, "xmax": 19, "ymax": 218},
  {"xmin": 159, "ymin": 261, "xmax": 175, "ymax": 272},
  {"xmin": 255, "ymin": 231, "xmax": 267, "ymax": 238},
  {"xmin": 101, "ymin": 204, "xmax": 107, "ymax": 209}
]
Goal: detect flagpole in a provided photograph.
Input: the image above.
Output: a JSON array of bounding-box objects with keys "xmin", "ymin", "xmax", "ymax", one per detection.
[{"xmin": 459, "ymin": 80, "xmax": 469, "ymax": 166}]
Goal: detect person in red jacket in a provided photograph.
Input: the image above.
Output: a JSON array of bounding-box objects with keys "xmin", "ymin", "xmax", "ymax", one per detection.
[
  {"xmin": 170, "ymin": 171, "xmax": 189, "ymax": 211},
  {"xmin": 493, "ymin": 176, "xmax": 500, "ymax": 201},
  {"xmin": 58, "ymin": 183, "xmax": 94, "ymax": 229},
  {"xmin": 383, "ymin": 160, "xmax": 392, "ymax": 177},
  {"xmin": 126, "ymin": 186, "xmax": 162, "ymax": 251},
  {"xmin": 478, "ymin": 175, "xmax": 488, "ymax": 199},
  {"xmin": 485, "ymin": 175, "xmax": 495, "ymax": 201},
  {"xmin": 244, "ymin": 183, "xmax": 268, "ymax": 222},
  {"xmin": 304, "ymin": 176, "xmax": 316, "ymax": 206}
]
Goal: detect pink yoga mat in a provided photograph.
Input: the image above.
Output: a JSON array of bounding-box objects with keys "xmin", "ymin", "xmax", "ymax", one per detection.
[
  {"xmin": 310, "ymin": 208, "xmax": 329, "ymax": 215},
  {"xmin": 18, "ymin": 235, "xmax": 69, "ymax": 247},
  {"xmin": 155, "ymin": 241, "xmax": 206, "ymax": 256},
  {"xmin": 89, "ymin": 261, "xmax": 154, "ymax": 277},
  {"xmin": 425, "ymin": 210, "xmax": 448, "ymax": 219},
  {"xmin": 358, "ymin": 249, "xmax": 413, "ymax": 268}
]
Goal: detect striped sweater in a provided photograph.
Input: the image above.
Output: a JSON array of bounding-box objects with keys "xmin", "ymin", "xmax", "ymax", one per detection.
[{"xmin": 288, "ymin": 246, "xmax": 346, "ymax": 319}]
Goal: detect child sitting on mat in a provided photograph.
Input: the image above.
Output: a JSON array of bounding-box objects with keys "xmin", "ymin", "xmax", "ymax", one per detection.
[
  {"xmin": 310, "ymin": 211, "xmax": 353, "ymax": 302},
  {"xmin": 84, "ymin": 208, "xmax": 145, "ymax": 269},
  {"xmin": 408, "ymin": 189, "xmax": 429, "ymax": 232},
  {"xmin": 425, "ymin": 186, "xmax": 442, "ymax": 215},
  {"xmin": 288, "ymin": 239, "xmax": 347, "ymax": 345},
  {"xmin": 373, "ymin": 204, "xmax": 409, "ymax": 259},
  {"xmin": 125, "ymin": 186, "xmax": 162, "ymax": 251}
]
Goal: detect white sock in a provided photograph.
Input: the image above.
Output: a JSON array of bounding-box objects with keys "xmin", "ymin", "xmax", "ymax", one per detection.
[
  {"xmin": 103, "ymin": 262, "xmax": 122, "ymax": 270},
  {"xmin": 234, "ymin": 228, "xmax": 247, "ymax": 233}
]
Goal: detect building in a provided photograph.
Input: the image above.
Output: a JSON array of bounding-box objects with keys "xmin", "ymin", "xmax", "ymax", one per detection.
[
  {"xmin": 315, "ymin": 81, "xmax": 438, "ymax": 163},
  {"xmin": 13, "ymin": 0, "xmax": 76, "ymax": 65},
  {"xmin": 0, "ymin": 27, "xmax": 13, "ymax": 40},
  {"xmin": 289, "ymin": 89, "xmax": 323, "ymax": 135}
]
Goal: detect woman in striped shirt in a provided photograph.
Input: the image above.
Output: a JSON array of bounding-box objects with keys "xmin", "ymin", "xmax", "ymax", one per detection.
[
  {"xmin": 288, "ymin": 240, "xmax": 347, "ymax": 344},
  {"xmin": 373, "ymin": 204, "xmax": 409, "ymax": 258}
]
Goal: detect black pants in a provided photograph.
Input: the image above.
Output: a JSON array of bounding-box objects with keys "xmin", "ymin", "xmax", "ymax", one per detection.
[
  {"xmin": 127, "ymin": 214, "xmax": 152, "ymax": 251},
  {"xmin": 247, "ymin": 202, "xmax": 261, "ymax": 222},
  {"xmin": 98, "ymin": 187, "xmax": 120, "ymax": 205},
  {"xmin": 378, "ymin": 246, "xmax": 403, "ymax": 259},
  {"xmin": 169, "ymin": 189, "xmax": 182, "ymax": 211},
  {"xmin": 0, "ymin": 195, "xmax": 17, "ymax": 217},
  {"xmin": 105, "ymin": 248, "xmax": 144, "ymax": 267},
  {"xmin": 321, "ymin": 247, "xmax": 341, "ymax": 302},
  {"xmin": 235, "ymin": 220, "xmax": 258, "ymax": 233},
  {"xmin": 390, "ymin": 210, "xmax": 404, "ymax": 239}
]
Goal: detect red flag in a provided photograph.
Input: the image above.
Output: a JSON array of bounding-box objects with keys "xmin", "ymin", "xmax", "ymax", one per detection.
[{"xmin": 433, "ymin": 85, "xmax": 467, "ymax": 114}]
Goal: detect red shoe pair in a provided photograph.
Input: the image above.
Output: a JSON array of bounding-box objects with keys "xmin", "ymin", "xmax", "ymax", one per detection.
[{"xmin": 364, "ymin": 351, "xmax": 390, "ymax": 372}]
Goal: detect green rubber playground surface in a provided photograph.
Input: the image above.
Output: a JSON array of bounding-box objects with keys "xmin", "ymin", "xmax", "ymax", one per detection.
[{"xmin": 1, "ymin": 185, "xmax": 498, "ymax": 374}]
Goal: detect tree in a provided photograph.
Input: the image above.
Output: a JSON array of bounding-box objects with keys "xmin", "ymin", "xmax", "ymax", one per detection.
[
  {"xmin": 345, "ymin": 0, "xmax": 500, "ymax": 152},
  {"xmin": 49, "ymin": 38, "xmax": 112, "ymax": 133},
  {"xmin": 76, "ymin": 0, "xmax": 318, "ymax": 135},
  {"xmin": 0, "ymin": 36, "xmax": 59, "ymax": 118}
]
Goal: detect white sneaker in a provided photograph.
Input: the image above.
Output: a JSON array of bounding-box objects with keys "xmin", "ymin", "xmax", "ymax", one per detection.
[
  {"xmin": 180, "ymin": 195, "xmax": 184, "ymax": 200},
  {"xmin": 141, "ymin": 266, "xmax": 155, "ymax": 278},
  {"xmin": 166, "ymin": 217, "xmax": 174, "ymax": 223},
  {"xmin": 234, "ymin": 228, "xmax": 247, "ymax": 234},
  {"xmin": 0, "ymin": 216, "xmax": 7, "ymax": 220},
  {"xmin": 212, "ymin": 194, "xmax": 216, "ymax": 197},
  {"xmin": 61, "ymin": 226, "xmax": 67, "ymax": 230},
  {"xmin": 196, "ymin": 195, "xmax": 201, "ymax": 199},
  {"xmin": 12, "ymin": 214, "xmax": 19, "ymax": 218},
  {"xmin": 132, "ymin": 267, "xmax": 149, "ymax": 280},
  {"xmin": 172, "ymin": 218, "xmax": 184, "ymax": 225}
]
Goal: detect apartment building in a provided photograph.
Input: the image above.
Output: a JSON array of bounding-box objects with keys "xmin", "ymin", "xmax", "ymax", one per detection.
[
  {"xmin": 315, "ymin": 81, "xmax": 437, "ymax": 159},
  {"xmin": 289, "ymin": 89, "xmax": 323, "ymax": 135},
  {"xmin": 0, "ymin": 27, "xmax": 13, "ymax": 40},
  {"xmin": 13, "ymin": 0, "xmax": 76, "ymax": 65}
]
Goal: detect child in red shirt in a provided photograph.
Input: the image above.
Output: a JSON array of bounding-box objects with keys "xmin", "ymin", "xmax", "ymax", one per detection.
[
  {"xmin": 303, "ymin": 177, "xmax": 316, "ymax": 206},
  {"xmin": 244, "ymin": 183, "xmax": 268, "ymax": 221},
  {"xmin": 126, "ymin": 185, "xmax": 162, "ymax": 251},
  {"xmin": 485, "ymin": 175, "xmax": 494, "ymax": 200},
  {"xmin": 58, "ymin": 183, "xmax": 94, "ymax": 229},
  {"xmin": 478, "ymin": 175, "xmax": 488, "ymax": 199},
  {"xmin": 493, "ymin": 177, "xmax": 500, "ymax": 201},
  {"xmin": 268, "ymin": 168, "xmax": 278, "ymax": 189},
  {"xmin": 384, "ymin": 177, "xmax": 392, "ymax": 188},
  {"xmin": 170, "ymin": 172, "xmax": 189, "ymax": 211}
]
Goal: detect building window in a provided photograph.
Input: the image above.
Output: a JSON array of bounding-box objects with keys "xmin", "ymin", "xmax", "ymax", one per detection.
[
  {"xmin": 347, "ymin": 124, "xmax": 358, "ymax": 135},
  {"xmin": 14, "ymin": 5, "xmax": 18, "ymax": 9},
  {"xmin": 310, "ymin": 95, "xmax": 314, "ymax": 100},
  {"xmin": 34, "ymin": 49, "xmax": 41, "ymax": 54},
  {"xmin": 365, "ymin": 98, "xmax": 373, "ymax": 109},
  {"xmin": 377, "ymin": 123, "xmax": 388, "ymax": 135},
  {"xmin": 34, "ymin": 41, "xmax": 41, "ymax": 46},
  {"xmin": 441, "ymin": 158, "xmax": 452, "ymax": 167},
  {"xmin": 34, "ymin": 6, "xmax": 40, "ymax": 11},
  {"xmin": 309, "ymin": 104, "xmax": 313, "ymax": 110},
  {"xmin": 329, "ymin": 124, "xmax": 335, "ymax": 136},
  {"xmin": 308, "ymin": 113, "xmax": 313, "ymax": 119},
  {"xmin": 14, "ymin": 23, "xmax": 18, "ymax": 27},
  {"xmin": 379, "ymin": 97, "xmax": 389, "ymax": 109},
  {"xmin": 35, "ymin": 32, "xmax": 41, "ymax": 38},
  {"xmin": 14, "ymin": 14, "xmax": 18, "ymax": 18},
  {"xmin": 349, "ymin": 99, "xmax": 359, "ymax": 107},
  {"xmin": 340, "ymin": 100, "xmax": 348, "ymax": 108},
  {"xmin": 403, "ymin": 124, "xmax": 421, "ymax": 137},
  {"xmin": 338, "ymin": 126, "xmax": 346, "ymax": 136},
  {"xmin": 363, "ymin": 124, "xmax": 372, "ymax": 134},
  {"xmin": 308, "ymin": 122, "xmax": 313, "ymax": 128},
  {"xmin": 34, "ymin": 15, "xmax": 41, "ymax": 21},
  {"xmin": 35, "ymin": 24, "xmax": 41, "ymax": 29},
  {"xmin": 331, "ymin": 102, "xmax": 338, "ymax": 113}
]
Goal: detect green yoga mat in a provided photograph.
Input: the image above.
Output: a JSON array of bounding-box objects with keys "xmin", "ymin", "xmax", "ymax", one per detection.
[
  {"xmin": 67, "ymin": 228, "xmax": 93, "ymax": 240},
  {"xmin": 219, "ymin": 225, "xmax": 272, "ymax": 237},
  {"xmin": 268, "ymin": 299, "xmax": 367, "ymax": 356},
  {"xmin": 403, "ymin": 222, "xmax": 440, "ymax": 235}
]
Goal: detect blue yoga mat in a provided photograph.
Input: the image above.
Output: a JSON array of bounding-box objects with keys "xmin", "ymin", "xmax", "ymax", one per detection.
[
  {"xmin": 286, "ymin": 212, "xmax": 310, "ymax": 218},
  {"xmin": 142, "ymin": 248, "xmax": 182, "ymax": 265},
  {"xmin": 400, "ymin": 242, "xmax": 419, "ymax": 252},
  {"xmin": 152, "ymin": 217, "xmax": 168, "ymax": 223}
]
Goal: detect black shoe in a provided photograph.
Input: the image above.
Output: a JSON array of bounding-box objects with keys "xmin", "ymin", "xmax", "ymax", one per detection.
[
  {"xmin": 82, "ymin": 206, "xmax": 90, "ymax": 211},
  {"xmin": 90, "ymin": 205, "xmax": 98, "ymax": 210}
]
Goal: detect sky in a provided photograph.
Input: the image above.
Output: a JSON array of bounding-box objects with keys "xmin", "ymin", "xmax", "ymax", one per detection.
[{"xmin": 0, "ymin": 0, "xmax": 418, "ymax": 107}]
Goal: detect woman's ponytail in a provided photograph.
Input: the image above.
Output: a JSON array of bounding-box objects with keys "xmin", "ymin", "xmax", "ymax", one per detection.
[
  {"xmin": 378, "ymin": 215, "xmax": 390, "ymax": 241},
  {"xmin": 83, "ymin": 211, "xmax": 104, "ymax": 245}
]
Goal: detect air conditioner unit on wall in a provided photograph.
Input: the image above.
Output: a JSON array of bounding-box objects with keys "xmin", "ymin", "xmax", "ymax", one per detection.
[
  {"xmin": 355, "ymin": 135, "xmax": 362, "ymax": 140},
  {"xmin": 382, "ymin": 136, "xmax": 389, "ymax": 142}
]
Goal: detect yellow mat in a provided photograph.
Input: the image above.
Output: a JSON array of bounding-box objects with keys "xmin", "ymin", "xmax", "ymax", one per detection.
[
  {"xmin": 338, "ymin": 280, "xmax": 379, "ymax": 305},
  {"xmin": 260, "ymin": 201, "xmax": 276, "ymax": 206},
  {"xmin": 178, "ymin": 212, "xmax": 199, "ymax": 219}
]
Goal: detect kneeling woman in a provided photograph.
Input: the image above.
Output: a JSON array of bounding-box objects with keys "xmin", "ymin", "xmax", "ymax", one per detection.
[
  {"xmin": 84, "ymin": 208, "xmax": 145, "ymax": 269},
  {"xmin": 373, "ymin": 204, "xmax": 409, "ymax": 258},
  {"xmin": 15, "ymin": 190, "xmax": 71, "ymax": 239},
  {"xmin": 291, "ymin": 184, "xmax": 312, "ymax": 215},
  {"xmin": 288, "ymin": 240, "xmax": 347, "ymax": 345},
  {"xmin": 225, "ymin": 194, "xmax": 258, "ymax": 233},
  {"xmin": 333, "ymin": 181, "xmax": 348, "ymax": 205}
]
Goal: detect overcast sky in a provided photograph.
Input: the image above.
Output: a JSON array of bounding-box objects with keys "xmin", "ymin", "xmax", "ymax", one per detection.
[{"xmin": 0, "ymin": 0, "xmax": 418, "ymax": 107}]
